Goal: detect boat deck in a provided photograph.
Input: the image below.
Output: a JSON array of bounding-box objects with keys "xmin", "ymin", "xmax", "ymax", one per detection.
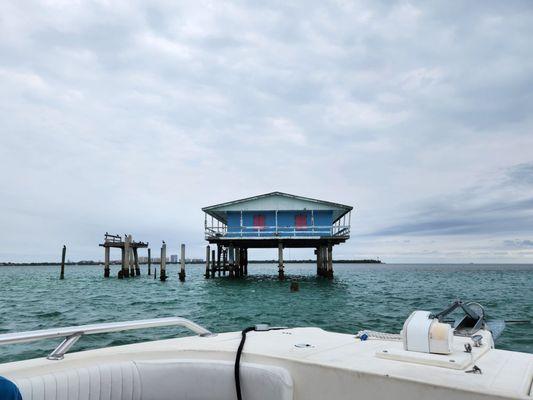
[{"xmin": 1, "ymin": 328, "xmax": 532, "ymax": 399}]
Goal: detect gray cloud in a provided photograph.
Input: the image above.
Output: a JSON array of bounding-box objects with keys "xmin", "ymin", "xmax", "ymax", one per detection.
[
  {"xmin": 503, "ymin": 239, "xmax": 533, "ymax": 249},
  {"xmin": 1, "ymin": 1, "xmax": 533, "ymax": 262}
]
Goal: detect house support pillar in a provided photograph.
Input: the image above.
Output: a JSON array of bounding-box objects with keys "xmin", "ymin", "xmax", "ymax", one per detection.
[
  {"xmin": 205, "ymin": 245, "xmax": 210, "ymax": 278},
  {"xmin": 222, "ymin": 248, "xmax": 227, "ymax": 276},
  {"xmin": 216, "ymin": 245, "xmax": 221, "ymax": 277},
  {"xmin": 228, "ymin": 244, "xmax": 235, "ymax": 278},
  {"xmin": 243, "ymin": 248, "xmax": 248, "ymax": 275},
  {"xmin": 211, "ymin": 249, "xmax": 216, "ymax": 278},
  {"xmin": 235, "ymin": 247, "xmax": 241, "ymax": 278},
  {"xmin": 278, "ymin": 243, "xmax": 285, "ymax": 280},
  {"xmin": 325, "ymin": 243, "xmax": 334, "ymax": 279}
]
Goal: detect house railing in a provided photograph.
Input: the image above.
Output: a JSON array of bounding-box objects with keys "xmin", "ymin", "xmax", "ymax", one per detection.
[{"xmin": 205, "ymin": 224, "xmax": 350, "ymax": 239}]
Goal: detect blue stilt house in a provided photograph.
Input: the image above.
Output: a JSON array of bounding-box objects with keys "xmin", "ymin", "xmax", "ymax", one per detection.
[{"xmin": 202, "ymin": 192, "xmax": 353, "ymax": 279}]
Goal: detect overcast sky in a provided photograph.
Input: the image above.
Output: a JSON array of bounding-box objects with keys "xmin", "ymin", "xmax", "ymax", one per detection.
[{"xmin": 1, "ymin": 1, "xmax": 532, "ymax": 263}]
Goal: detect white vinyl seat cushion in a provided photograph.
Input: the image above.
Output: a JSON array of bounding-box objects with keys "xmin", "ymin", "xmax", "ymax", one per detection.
[{"xmin": 13, "ymin": 359, "xmax": 293, "ymax": 400}]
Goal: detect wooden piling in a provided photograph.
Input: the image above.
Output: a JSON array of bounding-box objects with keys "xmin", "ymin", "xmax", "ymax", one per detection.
[
  {"xmin": 243, "ymin": 248, "xmax": 248, "ymax": 275},
  {"xmin": 60, "ymin": 245, "xmax": 66, "ymax": 279},
  {"xmin": 290, "ymin": 281, "xmax": 299, "ymax": 292},
  {"xmin": 123, "ymin": 235, "xmax": 130, "ymax": 278},
  {"xmin": 211, "ymin": 249, "xmax": 216, "ymax": 278},
  {"xmin": 120, "ymin": 248, "xmax": 125, "ymax": 278},
  {"xmin": 147, "ymin": 248, "xmax": 152, "ymax": 276},
  {"xmin": 228, "ymin": 244, "xmax": 235, "ymax": 278},
  {"xmin": 128, "ymin": 235, "xmax": 135, "ymax": 277},
  {"xmin": 222, "ymin": 248, "xmax": 227, "ymax": 276},
  {"xmin": 104, "ymin": 246, "xmax": 110, "ymax": 277},
  {"xmin": 179, "ymin": 243, "xmax": 186, "ymax": 282},
  {"xmin": 235, "ymin": 247, "xmax": 241, "ymax": 278},
  {"xmin": 154, "ymin": 267, "xmax": 157, "ymax": 280},
  {"xmin": 278, "ymin": 243, "xmax": 285, "ymax": 280},
  {"xmin": 325, "ymin": 243, "xmax": 333, "ymax": 279},
  {"xmin": 205, "ymin": 245, "xmax": 210, "ymax": 279},
  {"xmin": 134, "ymin": 248, "xmax": 140, "ymax": 276},
  {"xmin": 160, "ymin": 242, "xmax": 167, "ymax": 281},
  {"xmin": 216, "ymin": 245, "xmax": 221, "ymax": 277},
  {"xmin": 315, "ymin": 248, "xmax": 319, "ymax": 276}
]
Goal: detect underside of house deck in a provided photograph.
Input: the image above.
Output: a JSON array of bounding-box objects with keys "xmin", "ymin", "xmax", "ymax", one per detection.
[
  {"xmin": 206, "ymin": 237, "xmax": 348, "ymax": 248},
  {"xmin": 202, "ymin": 237, "xmax": 345, "ymax": 280}
]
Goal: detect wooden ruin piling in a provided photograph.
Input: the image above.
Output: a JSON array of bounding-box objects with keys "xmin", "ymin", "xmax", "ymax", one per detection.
[
  {"xmin": 133, "ymin": 247, "xmax": 140, "ymax": 276},
  {"xmin": 179, "ymin": 243, "xmax": 186, "ymax": 282},
  {"xmin": 99, "ymin": 233, "xmax": 148, "ymax": 279},
  {"xmin": 290, "ymin": 281, "xmax": 299, "ymax": 292},
  {"xmin": 60, "ymin": 245, "xmax": 66, "ymax": 280},
  {"xmin": 147, "ymin": 248, "xmax": 152, "ymax": 276},
  {"xmin": 160, "ymin": 242, "xmax": 167, "ymax": 281},
  {"xmin": 123, "ymin": 235, "xmax": 131, "ymax": 278},
  {"xmin": 104, "ymin": 246, "xmax": 110, "ymax": 278}
]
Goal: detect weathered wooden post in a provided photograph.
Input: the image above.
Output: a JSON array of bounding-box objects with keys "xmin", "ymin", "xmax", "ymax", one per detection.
[
  {"xmin": 235, "ymin": 247, "xmax": 241, "ymax": 278},
  {"xmin": 104, "ymin": 246, "xmax": 110, "ymax": 277},
  {"xmin": 211, "ymin": 249, "xmax": 216, "ymax": 278},
  {"xmin": 147, "ymin": 248, "xmax": 152, "ymax": 276},
  {"xmin": 278, "ymin": 243, "xmax": 285, "ymax": 280},
  {"xmin": 222, "ymin": 248, "xmax": 227, "ymax": 276},
  {"xmin": 154, "ymin": 267, "xmax": 157, "ymax": 279},
  {"xmin": 128, "ymin": 235, "xmax": 135, "ymax": 277},
  {"xmin": 326, "ymin": 243, "xmax": 333, "ymax": 279},
  {"xmin": 160, "ymin": 241, "xmax": 167, "ymax": 281},
  {"xmin": 179, "ymin": 243, "xmax": 186, "ymax": 281},
  {"xmin": 134, "ymin": 248, "xmax": 140, "ymax": 276},
  {"xmin": 122, "ymin": 235, "xmax": 130, "ymax": 278},
  {"xmin": 243, "ymin": 248, "xmax": 248, "ymax": 275},
  {"xmin": 228, "ymin": 244, "xmax": 235, "ymax": 278},
  {"xmin": 216, "ymin": 245, "xmax": 222, "ymax": 277},
  {"xmin": 60, "ymin": 245, "xmax": 66, "ymax": 279},
  {"xmin": 205, "ymin": 245, "xmax": 210, "ymax": 279},
  {"xmin": 316, "ymin": 247, "xmax": 322, "ymax": 277},
  {"xmin": 118, "ymin": 243, "xmax": 124, "ymax": 279}
]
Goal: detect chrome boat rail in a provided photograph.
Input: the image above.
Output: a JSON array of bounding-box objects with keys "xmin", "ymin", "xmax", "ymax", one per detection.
[{"xmin": 0, "ymin": 317, "xmax": 213, "ymax": 361}]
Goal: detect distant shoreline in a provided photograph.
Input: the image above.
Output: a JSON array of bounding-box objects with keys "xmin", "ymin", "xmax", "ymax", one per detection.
[{"xmin": 0, "ymin": 259, "xmax": 382, "ymax": 266}]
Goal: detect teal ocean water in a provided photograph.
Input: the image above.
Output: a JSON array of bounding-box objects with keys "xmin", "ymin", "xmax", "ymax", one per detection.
[{"xmin": 0, "ymin": 263, "xmax": 531, "ymax": 363}]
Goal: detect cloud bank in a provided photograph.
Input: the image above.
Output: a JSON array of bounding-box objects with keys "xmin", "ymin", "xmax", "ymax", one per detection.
[{"xmin": 0, "ymin": 1, "xmax": 532, "ymax": 263}]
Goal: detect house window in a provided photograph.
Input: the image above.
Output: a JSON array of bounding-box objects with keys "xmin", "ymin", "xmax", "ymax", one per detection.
[
  {"xmin": 295, "ymin": 214, "xmax": 307, "ymax": 230},
  {"xmin": 253, "ymin": 214, "xmax": 265, "ymax": 229}
]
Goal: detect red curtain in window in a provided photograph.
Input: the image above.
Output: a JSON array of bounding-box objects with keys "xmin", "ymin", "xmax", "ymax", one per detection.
[
  {"xmin": 295, "ymin": 214, "xmax": 307, "ymax": 230},
  {"xmin": 253, "ymin": 215, "xmax": 265, "ymax": 229}
]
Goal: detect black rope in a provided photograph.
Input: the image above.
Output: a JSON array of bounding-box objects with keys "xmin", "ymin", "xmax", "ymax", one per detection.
[{"xmin": 235, "ymin": 326, "xmax": 255, "ymax": 400}]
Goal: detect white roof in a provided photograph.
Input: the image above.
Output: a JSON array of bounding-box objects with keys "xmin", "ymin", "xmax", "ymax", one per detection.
[{"xmin": 202, "ymin": 192, "xmax": 353, "ymax": 224}]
